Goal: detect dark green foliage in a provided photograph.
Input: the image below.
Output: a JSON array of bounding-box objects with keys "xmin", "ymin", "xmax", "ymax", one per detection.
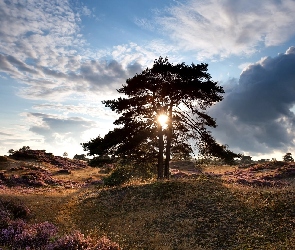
[
  {"xmin": 73, "ymin": 154, "xmax": 87, "ymax": 161},
  {"xmin": 283, "ymin": 152, "xmax": 294, "ymax": 162},
  {"xmin": 103, "ymin": 162, "xmax": 155, "ymax": 186},
  {"xmin": 88, "ymin": 155, "xmax": 114, "ymax": 167},
  {"xmin": 103, "ymin": 165, "xmax": 134, "ymax": 186}
]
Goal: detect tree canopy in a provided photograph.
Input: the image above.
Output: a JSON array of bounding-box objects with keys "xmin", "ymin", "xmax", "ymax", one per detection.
[
  {"xmin": 283, "ymin": 152, "xmax": 294, "ymax": 162},
  {"xmin": 82, "ymin": 57, "xmax": 239, "ymax": 178}
]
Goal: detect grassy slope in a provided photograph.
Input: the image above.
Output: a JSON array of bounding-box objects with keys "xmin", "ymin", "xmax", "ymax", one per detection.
[{"xmin": 1, "ymin": 158, "xmax": 295, "ymax": 249}]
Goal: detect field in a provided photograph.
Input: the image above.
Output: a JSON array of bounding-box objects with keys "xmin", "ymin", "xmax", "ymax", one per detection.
[{"xmin": 1, "ymin": 155, "xmax": 295, "ymax": 249}]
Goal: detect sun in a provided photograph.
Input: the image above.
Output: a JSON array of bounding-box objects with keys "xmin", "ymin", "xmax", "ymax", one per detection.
[{"xmin": 157, "ymin": 114, "xmax": 168, "ymax": 127}]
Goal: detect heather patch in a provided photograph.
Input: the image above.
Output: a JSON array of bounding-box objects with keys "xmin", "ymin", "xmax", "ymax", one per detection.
[
  {"xmin": 222, "ymin": 162, "xmax": 295, "ymax": 187},
  {"xmin": 2, "ymin": 158, "xmax": 295, "ymax": 249},
  {"xmin": 10, "ymin": 149, "xmax": 88, "ymax": 170},
  {"xmin": 0, "ymin": 198, "xmax": 120, "ymax": 249},
  {"xmin": 0, "ymin": 170, "xmax": 80, "ymax": 188}
]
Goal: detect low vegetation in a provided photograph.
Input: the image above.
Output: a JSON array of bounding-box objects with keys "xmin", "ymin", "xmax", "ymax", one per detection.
[{"xmin": 1, "ymin": 152, "xmax": 295, "ymax": 249}]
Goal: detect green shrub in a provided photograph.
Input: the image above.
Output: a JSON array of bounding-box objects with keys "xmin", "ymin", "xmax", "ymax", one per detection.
[
  {"xmin": 103, "ymin": 162, "xmax": 156, "ymax": 186},
  {"xmin": 88, "ymin": 156, "xmax": 114, "ymax": 167},
  {"xmin": 103, "ymin": 165, "xmax": 133, "ymax": 186}
]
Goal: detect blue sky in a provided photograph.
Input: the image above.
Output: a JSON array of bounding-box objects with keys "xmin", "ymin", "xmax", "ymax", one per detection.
[{"xmin": 1, "ymin": 0, "xmax": 295, "ymax": 160}]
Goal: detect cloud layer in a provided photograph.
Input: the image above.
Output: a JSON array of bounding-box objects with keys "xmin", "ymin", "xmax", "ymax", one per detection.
[
  {"xmin": 0, "ymin": 0, "xmax": 150, "ymax": 101},
  {"xmin": 211, "ymin": 47, "xmax": 295, "ymax": 158},
  {"xmin": 1, "ymin": 0, "xmax": 295, "ymax": 159},
  {"xmin": 158, "ymin": 0, "xmax": 295, "ymax": 59}
]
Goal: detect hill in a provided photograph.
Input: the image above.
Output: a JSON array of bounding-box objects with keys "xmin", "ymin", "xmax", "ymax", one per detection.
[{"xmin": 1, "ymin": 155, "xmax": 295, "ymax": 249}]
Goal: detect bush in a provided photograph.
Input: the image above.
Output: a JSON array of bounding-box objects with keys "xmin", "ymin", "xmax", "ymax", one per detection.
[
  {"xmin": 0, "ymin": 219, "xmax": 58, "ymax": 249},
  {"xmin": 103, "ymin": 165, "xmax": 133, "ymax": 186},
  {"xmin": 47, "ymin": 230, "xmax": 91, "ymax": 250},
  {"xmin": 0, "ymin": 199, "xmax": 30, "ymax": 220},
  {"xmin": 88, "ymin": 156, "xmax": 114, "ymax": 167},
  {"xmin": 93, "ymin": 236, "xmax": 120, "ymax": 250},
  {"xmin": 103, "ymin": 162, "xmax": 156, "ymax": 186}
]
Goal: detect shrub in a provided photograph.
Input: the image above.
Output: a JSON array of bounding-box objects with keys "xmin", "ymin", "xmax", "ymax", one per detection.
[
  {"xmin": 46, "ymin": 230, "xmax": 92, "ymax": 250},
  {"xmin": 103, "ymin": 165, "xmax": 133, "ymax": 186},
  {"xmin": 5, "ymin": 220, "xmax": 57, "ymax": 249},
  {"xmin": 0, "ymin": 209, "xmax": 11, "ymax": 229},
  {"xmin": 93, "ymin": 236, "xmax": 120, "ymax": 250},
  {"xmin": 88, "ymin": 156, "xmax": 114, "ymax": 167},
  {"xmin": 1, "ymin": 199, "xmax": 30, "ymax": 220}
]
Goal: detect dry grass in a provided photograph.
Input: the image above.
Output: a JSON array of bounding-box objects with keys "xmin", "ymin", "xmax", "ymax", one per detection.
[{"xmin": 2, "ymin": 158, "xmax": 295, "ymax": 249}]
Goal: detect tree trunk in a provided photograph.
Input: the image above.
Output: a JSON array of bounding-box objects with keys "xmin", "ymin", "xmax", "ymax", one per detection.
[
  {"xmin": 164, "ymin": 107, "xmax": 173, "ymax": 179},
  {"xmin": 158, "ymin": 124, "xmax": 164, "ymax": 179}
]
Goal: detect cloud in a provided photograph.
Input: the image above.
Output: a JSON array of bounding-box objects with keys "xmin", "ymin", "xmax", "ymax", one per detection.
[
  {"xmin": 157, "ymin": 0, "xmax": 295, "ymax": 59},
  {"xmin": 32, "ymin": 103, "xmax": 117, "ymax": 120},
  {"xmin": 0, "ymin": 132, "xmax": 12, "ymax": 136},
  {"xmin": 0, "ymin": 1, "xmax": 188, "ymax": 102},
  {"xmin": 0, "ymin": 1, "xmax": 138, "ymax": 101},
  {"xmin": 27, "ymin": 112, "xmax": 95, "ymax": 143},
  {"xmin": 210, "ymin": 47, "xmax": 295, "ymax": 157},
  {"xmin": 134, "ymin": 17, "xmax": 155, "ymax": 31}
]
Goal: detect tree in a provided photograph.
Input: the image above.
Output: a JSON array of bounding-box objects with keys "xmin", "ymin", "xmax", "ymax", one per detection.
[
  {"xmin": 19, "ymin": 146, "xmax": 30, "ymax": 152},
  {"xmin": 283, "ymin": 152, "xmax": 294, "ymax": 162},
  {"xmin": 82, "ymin": 57, "xmax": 239, "ymax": 179},
  {"xmin": 63, "ymin": 152, "xmax": 68, "ymax": 158},
  {"xmin": 8, "ymin": 149, "xmax": 15, "ymax": 155},
  {"xmin": 73, "ymin": 154, "xmax": 87, "ymax": 161}
]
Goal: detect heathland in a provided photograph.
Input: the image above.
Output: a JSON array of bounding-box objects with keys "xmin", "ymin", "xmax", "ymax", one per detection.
[{"xmin": 1, "ymin": 151, "xmax": 295, "ymax": 249}]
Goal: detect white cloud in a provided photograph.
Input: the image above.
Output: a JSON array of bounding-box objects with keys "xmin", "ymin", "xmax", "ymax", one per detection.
[
  {"xmin": 0, "ymin": 1, "xmax": 184, "ymax": 102},
  {"xmin": 81, "ymin": 6, "xmax": 92, "ymax": 16},
  {"xmin": 238, "ymin": 62, "xmax": 252, "ymax": 71},
  {"xmin": 157, "ymin": 0, "xmax": 295, "ymax": 60},
  {"xmin": 134, "ymin": 17, "xmax": 155, "ymax": 31}
]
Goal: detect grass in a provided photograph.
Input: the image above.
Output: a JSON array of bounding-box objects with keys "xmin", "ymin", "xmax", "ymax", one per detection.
[
  {"xmin": 70, "ymin": 177, "xmax": 295, "ymax": 249},
  {"xmin": 2, "ymin": 158, "xmax": 295, "ymax": 249}
]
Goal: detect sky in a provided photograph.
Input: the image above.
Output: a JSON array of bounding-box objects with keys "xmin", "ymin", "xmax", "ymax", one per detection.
[{"xmin": 1, "ymin": 0, "xmax": 295, "ymax": 160}]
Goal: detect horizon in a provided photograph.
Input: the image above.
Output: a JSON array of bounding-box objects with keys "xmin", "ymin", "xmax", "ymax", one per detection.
[{"xmin": 1, "ymin": 0, "xmax": 295, "ymax": 161}]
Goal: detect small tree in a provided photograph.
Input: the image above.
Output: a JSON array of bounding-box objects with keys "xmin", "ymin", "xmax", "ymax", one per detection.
[
  {"xmin": 19, "ymin": 146, "xmax": 30, "ymax": 152},
  {"xmin": 73, "ymin": 154, "xmax": 87, "ymax": 160},
  {"xmin": 283, "ymin": 152, "xmax": 294, "ymax": 162},
  {"xmin": 8, "ymin": 149, "xmax": 15, "ymax": 155},
  {"xmin": 63, "ymin": 152, "xmax": 68, "ymax": 158}
]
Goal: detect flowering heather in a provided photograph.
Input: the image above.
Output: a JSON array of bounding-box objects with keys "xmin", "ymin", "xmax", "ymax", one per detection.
[
  {"xmin": 222, "ymin": 162, "xmax": 295, "ymax": 187},
  {"xmin": 93, "ymin": 236, "xmax": 120, "ymax": 250},
  {"xmin": 46, "ymin": 230, "xmax": 91, "ymax": 250}
]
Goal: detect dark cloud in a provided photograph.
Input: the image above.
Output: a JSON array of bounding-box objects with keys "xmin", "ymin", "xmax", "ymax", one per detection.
[
  {"xmin": 127, "ymin": 61, "xmax": 143, "ymax": 77},
  {"xmin": 1, "ymin": 53, "xmax": 144, "ymax": 100},
  {"xmin": 0, "ymin": 53, "xmax": 38, "ymax": 79},
  {"xmin": 79, "ymin": 59, "xmax": 130, "ymax": 90},
  {"xmin": 6, "ymin": 55, "xmax": 37, "ymax": 74},
  {"xmin": 210, "ymin": 47, "xmax": 295, "ymax": 156},
  {"xmin": 0, "ymin": 54, "xmax": 17, "ymax": 74},
  {"xmin": 28, "ymin": 113, "xmax": 95, "ymax": 143},
  {"xmin": 0, "ymin": 132, "xmax": 13, "ymax": 136}
]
